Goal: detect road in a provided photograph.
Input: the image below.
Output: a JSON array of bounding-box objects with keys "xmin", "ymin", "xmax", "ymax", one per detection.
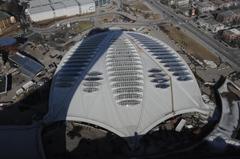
[
  {"xmin": 30, "ymin": 9, "xmax": 165, "ymax": 35},
  {"xmin": 30, "ymin": 11, "xmax": 140, "ymax": 33},
  {"xmin": 146, "ymin": 0, "xmax": 240, "ymax": 71}
]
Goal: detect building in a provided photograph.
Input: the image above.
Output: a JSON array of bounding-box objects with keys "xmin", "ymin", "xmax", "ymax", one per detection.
[
  {"xmin": 28, "ymin": 5, "xmax": 54, "ymax": 22},
  {"xmin": 216, "ymin": 9, "xmax": 240, "ymax": 25},
  {"xmin": 197, "ymin": 17, "xmax": 225, "ymax": 33},
  {"xmin": 179, "ymin": 6, "xmax": 191, "ymax": 17},
  {"xmin": 175, "ymin": 0, "xmax": 189, "ymax": 7},
  {"xmin": 166, "ymin": 0, "xmax": 189, "ymax": 7},
  {"xmin": 216, "ymin": 10, "xmax": 234, "ymax": 24},
  {"xmin": 9, "ymin": 52, "xmax": 45, "ymax": 78},
  {"xmin": 20, "ymin": 0, "xmax": 110, "ymax": 7},
  {"xmin": 62, "ymin": 0, "xmax": 81, "ymax": 17},
  {"xmin": 222, "ymin": 28, "xmax": 240, "ymax": 44},
  {"xmin": 46, "ymin": 30, "xmax": 209, "ymax": 137},
  {"xmin": 0, "ymin": 11, "xmax": 16, "ymax": 35},
  {"xmin": 211, "ymin": 0, "xmax": 240, "ymax": 10},
  {"xmin": 0, "ymin": 37, "xmax": 17, "ymax": 65},
  {"xmin": 197, "ymin": 1, "xmax": 216, "ymax": 14},
  {"xmin": 51, "ymin": 2, "xmax": 67, "ymax": 18},
  {"xmin": 95, "ymin": 0, "xmax": 111, "ymax": 6},
  {"xmin": 26, "ymin": 0, "xmax": 96, "ymax": 22},
  {"xmin": 77, "ymin": 0, "xmax": 95, "ymax": 14}
]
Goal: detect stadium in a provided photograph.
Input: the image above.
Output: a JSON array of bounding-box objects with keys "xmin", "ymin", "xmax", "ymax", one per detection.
[{"xmin": 45, "ymin": 28, "xmax": 210, "ymax": 144}]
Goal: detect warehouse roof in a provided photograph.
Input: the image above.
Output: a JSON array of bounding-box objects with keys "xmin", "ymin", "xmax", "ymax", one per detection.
[
  {"xmin": 62, "ymin": 0, "xmax": 79, "ymax": 7},
  {"xmin": 9, "ymin": 52, "xmax": 44, "ymax": 78},
  {"xmin": 46, "ymin": 30, "xmax": 209, "ymax": 137},
  {"xmin": 29, "ymin": 5, "xmax": 53, "ymax": 14},
  {"xmin": 51, "ymin": 2, "xmax": 65, "ymax": 10},
  {"xmin": 29, "ymin": 0, "xmax": 50, "ymax": 8}
]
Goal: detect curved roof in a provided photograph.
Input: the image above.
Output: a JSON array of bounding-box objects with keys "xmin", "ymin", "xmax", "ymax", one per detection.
[{"xmin": 46, "ymin": 30, "xmax": 209, "ymax": 137}]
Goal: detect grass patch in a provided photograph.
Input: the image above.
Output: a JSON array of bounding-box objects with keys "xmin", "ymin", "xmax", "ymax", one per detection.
[{"xmin": 74, "ymin": 21, "xmax": 94, "ymax": 33}]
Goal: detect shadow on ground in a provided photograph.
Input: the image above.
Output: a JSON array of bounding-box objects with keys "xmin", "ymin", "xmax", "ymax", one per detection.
[{"xmin": 0, "ymin": 81, "xmax": 50, "ymax": 125}]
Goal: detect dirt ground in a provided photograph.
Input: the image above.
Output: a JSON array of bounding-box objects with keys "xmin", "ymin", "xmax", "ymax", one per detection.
[
  {"xmin": 131, "ymin": 1, "xmax": 150, "ymax": 11},
  {"xmin": 160, "ymin": 24, "xmax": 220, "ymax": 64}
]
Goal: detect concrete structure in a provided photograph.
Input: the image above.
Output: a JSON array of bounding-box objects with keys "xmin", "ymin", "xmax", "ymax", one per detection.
[
  {"xmin": 207, "ymin": 79, "xmax": 240, "ymax": 146},
  {"xmin": 46, "ymin": 30, "xmax": 209, "ymax": 137},
  {"xmin": 26, "ymin": 0, "xmax": 96, "ymax": 22}
]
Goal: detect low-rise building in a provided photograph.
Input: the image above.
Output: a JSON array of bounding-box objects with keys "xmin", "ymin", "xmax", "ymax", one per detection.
[
  {"xmin": 62, "ymin": 0, "xmax": 81, "ymax": 17},
  {"xmin": 52, "ymin": 2, "xmax": 66, "ymax": 18},
  {"xmin": 216, "ymin": 9, "xmax": 240, "ymax": 25},
  {"xmin": 197, "ymin": 17, "xmax": 225, "ymax": 33},
  {"xmin": 179, "ymin": 6, "xmax": 191, "ymax": 17},
  {"xmin": 9, "ymin": 52, "xmax": 45, "ymax": 78},
  {"xmin": 212, "ymin": 0, "xmax": 240, "ymax": 10},
  {"xmin": 166, "ymin": 0, "xmax": 189, "ymax": 7},
  {"xmin": 77, "ymin": 0, "xmax": 96, "ymax": 14},
  {"xmin": 0, "ymin": 11, "xmax": 16, "ymax": 35},
  {"xmin": 21, "ymin": 0, "xmax": 110, "ymax": 7},
  {"xmin": 28, "ymin": 5, "xmax": 54, "ymax": 22},
  {"xmin": 175, "ymin": 0, "xmax": 189, "ymax": 7},
  {"xmin": 222, "ymin": 28, "xmax": 240, "ymax": 43},
  {"xmin": 29, "ymin": 0, "xmax": 50, "ymax": 8},
  {"xmin": 26, "ymin": 0, "xmax": 96, "ymax": 22},
  {"xmin": 197, "ymin": 1, "xmax": 216, "ymax": 14}
]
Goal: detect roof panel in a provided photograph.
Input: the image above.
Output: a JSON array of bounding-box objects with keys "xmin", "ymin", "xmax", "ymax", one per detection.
[{"xmin": 9, "ymin": 52, "xmax": 44, "ymax": 78}]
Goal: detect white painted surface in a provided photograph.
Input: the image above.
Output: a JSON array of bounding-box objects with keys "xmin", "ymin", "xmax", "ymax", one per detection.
[{"xmin": 47, "ymin": 30, "xmax": 209, "ymax": 137}]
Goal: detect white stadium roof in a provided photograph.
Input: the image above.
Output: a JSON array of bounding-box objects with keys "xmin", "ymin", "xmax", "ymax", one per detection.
[{"xmin": 46, "ymin": 30, "xmax": 209, "ymax": 137}]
